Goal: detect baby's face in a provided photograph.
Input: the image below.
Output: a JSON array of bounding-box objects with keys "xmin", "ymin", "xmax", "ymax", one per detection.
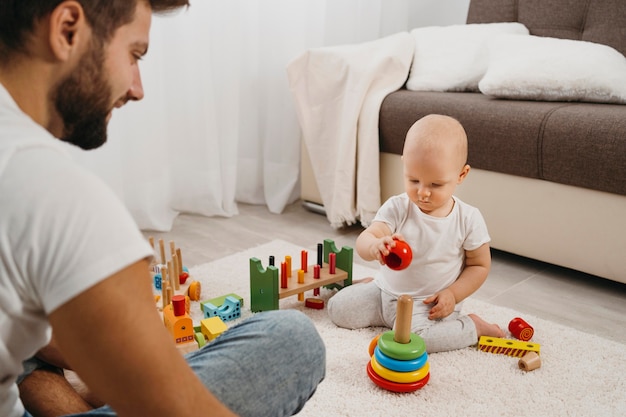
[{"xmin": 402, "ymin": 144, "xmax": 466, "ymax": 217}]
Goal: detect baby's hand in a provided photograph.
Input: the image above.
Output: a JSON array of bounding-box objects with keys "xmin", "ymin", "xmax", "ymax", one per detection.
[
  {"xmin": 423, "ymin": 289, "xmax": 456, "ymax": 320},
  {"xmin": 370, "ymin": 236, "xmax": 396, "ymax": 265}
]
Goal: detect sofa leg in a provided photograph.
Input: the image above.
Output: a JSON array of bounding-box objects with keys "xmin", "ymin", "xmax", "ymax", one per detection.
[{"xmin": 302, "ymin": 200, "xmax": 326, "ymax": 216}]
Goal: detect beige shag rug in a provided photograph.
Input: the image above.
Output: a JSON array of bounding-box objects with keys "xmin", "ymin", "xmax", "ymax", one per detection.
[{"xmin": 186, "ymin": 239, "xmax": 626, "ymax": 417}]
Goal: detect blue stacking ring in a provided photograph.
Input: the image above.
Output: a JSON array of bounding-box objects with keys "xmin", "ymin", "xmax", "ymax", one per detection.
[{"xmin": 374, "ymin": 346, "xmax": 428, "ymax": 372}]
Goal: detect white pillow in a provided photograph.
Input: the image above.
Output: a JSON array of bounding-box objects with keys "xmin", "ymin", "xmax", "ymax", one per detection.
[
  {"xmin": 406, "ymin": 23, "xmax": 529, "ymax": 92},
  {"xmin": 479, "ymin": 35, "xmax": 626, "ymax": 104}
]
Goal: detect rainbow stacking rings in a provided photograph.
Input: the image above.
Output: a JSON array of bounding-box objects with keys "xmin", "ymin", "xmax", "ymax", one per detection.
[{"xmin": 366, "ymin": 332, "xmax": 430, "ymax": 393}]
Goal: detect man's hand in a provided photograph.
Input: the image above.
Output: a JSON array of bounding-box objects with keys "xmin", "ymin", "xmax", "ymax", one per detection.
[{"xmin": 423, "ymin": 288, "xmax": 456, "ymax": 320}]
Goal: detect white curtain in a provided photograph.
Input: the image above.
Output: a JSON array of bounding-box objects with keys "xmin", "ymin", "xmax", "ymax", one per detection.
[{"xmin": 70, "ymin": 0, "xmax": 413, "ymax": 232}]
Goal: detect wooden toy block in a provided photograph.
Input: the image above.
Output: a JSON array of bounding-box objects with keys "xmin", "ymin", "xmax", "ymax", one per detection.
[
  {"xmin": 478, "ymin": 336, "xmax": 540, "ymax": 358},
  {"xmin": 519, "ymin": 351, "xmax": 542, "ymax": 371},
  {"xmin": 250, "ymin": 239, "xmax": 353, "ymax": 312},
  {"xmin": 250, "ymin": 258, "xmax": 279, "ymax": 312},
  {"xmin": 201, "ymin": 316, "xmax": 228, "ymax": 342},
  {"xmin": 202, "ymin": 293, "xmax": 244, "ymax": 309},
  {"xmin": 201, "ymin": 295, "xmax": 242, "ymax": 322},
  {"xmin": 163, "ymin": 304, "xmax": 195, "ymax": 345}
]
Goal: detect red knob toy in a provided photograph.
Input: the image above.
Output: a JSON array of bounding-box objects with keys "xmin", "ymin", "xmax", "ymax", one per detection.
[
  {"xmin": 508, "ymin": 317, "xmax": 534, "ymax": 341},
  {"xmin": 384, "ymin": 239, "xmax": 413, "ymax": 271}
]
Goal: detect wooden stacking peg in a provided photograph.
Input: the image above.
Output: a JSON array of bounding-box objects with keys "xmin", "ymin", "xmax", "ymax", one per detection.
[{"xmin": 394, "ymin": 294, "xmax": 413, "ymax": 344}]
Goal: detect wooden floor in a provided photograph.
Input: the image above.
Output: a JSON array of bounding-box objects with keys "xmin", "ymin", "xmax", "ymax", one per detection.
[{"xmin": 144, "ymin": 201, "xmax": 626, "ymax": 345}]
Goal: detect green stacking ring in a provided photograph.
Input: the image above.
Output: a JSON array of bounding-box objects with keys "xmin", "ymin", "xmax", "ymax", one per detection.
[{"xmin": 378, "ymin": 330, "xmax": 426, "ymax": 360}]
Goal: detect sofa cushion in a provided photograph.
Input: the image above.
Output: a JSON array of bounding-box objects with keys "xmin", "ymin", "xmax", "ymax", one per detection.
[
  {"xmin": 541, "ymin": 104, "xmax": 626, "ymax": 196},
  {"xmin": 379, "ymin": 89, "xmax": 626, "ymax": 196},
  {"xmin": 405, "ymin": 22, "xmax": 528, "ymax": 92},
  {"xmin": 479, "ymin": 34, "xmax": 626, "ymax": 104}
]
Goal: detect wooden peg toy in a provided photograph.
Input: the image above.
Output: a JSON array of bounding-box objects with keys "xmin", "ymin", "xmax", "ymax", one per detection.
[
  {"xmin": 366, "ymin": 294, "xmax": 429, "ymax": 392},
  {"xmin": 249, "ymin": 239, "xmax": 353, "ymax": 312}
]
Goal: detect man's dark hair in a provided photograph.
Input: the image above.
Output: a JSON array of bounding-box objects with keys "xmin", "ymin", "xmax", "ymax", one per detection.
[{"xmin": 0, "ymin": 0, "xmax": 189, "ymax": 62}]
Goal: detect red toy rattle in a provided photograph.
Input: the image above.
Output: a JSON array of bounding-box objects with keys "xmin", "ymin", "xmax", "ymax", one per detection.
[{"xmin": 384, "ymin": 239, "xmax": 413, "ymax": 271}]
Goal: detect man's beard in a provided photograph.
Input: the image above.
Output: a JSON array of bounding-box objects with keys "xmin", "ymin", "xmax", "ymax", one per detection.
[{"xmin": 52, "ymin": 42, "xmax": 113, "ymax": 150}]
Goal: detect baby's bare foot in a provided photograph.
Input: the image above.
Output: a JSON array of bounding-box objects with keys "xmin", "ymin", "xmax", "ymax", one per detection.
[{"xmin": 468, "ymin": 313, "xmax": 505, "ymax": 338}]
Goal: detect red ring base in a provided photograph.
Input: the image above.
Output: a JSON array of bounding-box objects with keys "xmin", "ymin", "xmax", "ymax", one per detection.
[{"xmin": 366, "ymin": 362, "xmax": 429, "ymax": 393}]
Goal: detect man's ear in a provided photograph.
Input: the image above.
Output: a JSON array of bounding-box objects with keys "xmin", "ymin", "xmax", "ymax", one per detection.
[
  {"xmin": 48, "ymin": 1, "xmax": 88, "ymax": 62},
  {"xmin": 457, "ymin": 164, "xmax": 470, "ymax": 184}
]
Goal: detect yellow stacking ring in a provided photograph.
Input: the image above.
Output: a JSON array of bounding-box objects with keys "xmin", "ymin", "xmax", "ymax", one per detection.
[{"xmin": 370, "ymin": 356, "xmax": 430, "ymax": 383}]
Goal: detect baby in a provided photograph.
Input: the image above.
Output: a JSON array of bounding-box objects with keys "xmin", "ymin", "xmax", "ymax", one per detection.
[{"xmin": 328, "ymin": 114, "xmax": 504, "ymax": 352}]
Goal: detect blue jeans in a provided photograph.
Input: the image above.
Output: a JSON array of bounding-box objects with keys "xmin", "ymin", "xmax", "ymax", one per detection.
[{"xmin": 24, "ymin": 310, "xmax": 325, "ymax": 417}]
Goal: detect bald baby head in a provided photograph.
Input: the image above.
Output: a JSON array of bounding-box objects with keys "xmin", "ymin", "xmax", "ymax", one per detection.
[{"xmin": 403, "ymin": 114, "xmax": 468, "ymax": 171}]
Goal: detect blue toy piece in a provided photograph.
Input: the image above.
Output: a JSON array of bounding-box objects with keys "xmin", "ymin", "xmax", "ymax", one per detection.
[
  {"xmin": 201, "ymin": 295, "xmax": 241, "ymax": 322},
  {"xmin": 153, "ymin": 273, "xmax": 162, "ymax": 290},
  {"xmin": 374, "ymin": 346, "xmax": 428, "ymax": 372}
]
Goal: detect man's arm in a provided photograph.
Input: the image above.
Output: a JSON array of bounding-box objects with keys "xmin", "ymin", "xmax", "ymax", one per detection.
[{"xmin": 49, "ymin": 259, "xmax": 238, "ymax": 417}]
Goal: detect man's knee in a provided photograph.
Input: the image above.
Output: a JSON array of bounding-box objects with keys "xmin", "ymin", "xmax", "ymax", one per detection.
[{"xmin": 261, "ymin": 310, "xmax": 324, "ymax": 352}]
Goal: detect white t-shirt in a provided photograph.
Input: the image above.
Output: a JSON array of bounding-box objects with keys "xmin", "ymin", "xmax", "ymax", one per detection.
[
  {"xmin": 373, "ymin": 193, "xmax": 490, "ymax": 298},
  {"xmin": 0, "ymin": 84, "xmax": 154, "ymax": 417}
]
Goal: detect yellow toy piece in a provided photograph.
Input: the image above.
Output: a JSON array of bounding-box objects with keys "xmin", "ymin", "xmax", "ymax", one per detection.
[
  {"xmin": 478, "ymin": 336, "xmax": 540, "ymax": 357},
  {"xmin": 370, "ymin": 356, "xmax": 430, "ymax": 384},
  {"xmin": 200, "ymin": 316, "xmax": 228, "ymax": 342}
]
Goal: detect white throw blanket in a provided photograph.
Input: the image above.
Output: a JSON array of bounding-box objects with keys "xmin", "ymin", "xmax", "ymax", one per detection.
[{"xmin": 287, "ymin": 32, "xmax": 414, "ymax": 228}]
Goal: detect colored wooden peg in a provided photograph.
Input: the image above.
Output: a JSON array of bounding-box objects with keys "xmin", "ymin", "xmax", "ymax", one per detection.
[
  {"xmin": 172, "ymin": 295, "xmax": 186, "ymax": 316},
  {"xmin": 329, "ymin": 252, "xmax": 336, "ymax": 274},
  {"xmin": 313, "ymin": 264, "xmax": 321, "ymax": 296},
  {"xmin": 313, "ymin": 264, "xmax": 320, "ymax": 279},
  {"xmin": 285, "ymin": 255, "xmax": 292, "ymax": 278},
  {"xmin": 317, "ymin": 243, "xmax": 323, "ymax": 267},
  {"xmin": 301, "ymin": 250, "xmax": 308, "ymax": 272},
  {"xmin": 297, "ymin": 270, "xmax": 305, "ymax": 301},
  {"xmin": 280, "ymin": 262, "xmax": 288, "ymax": 289}
]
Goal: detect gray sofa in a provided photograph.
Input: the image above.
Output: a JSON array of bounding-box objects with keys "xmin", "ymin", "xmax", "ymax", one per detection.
[{"xmin": 302, "ymin": 0, "xmax": 626, "ymax": 284}]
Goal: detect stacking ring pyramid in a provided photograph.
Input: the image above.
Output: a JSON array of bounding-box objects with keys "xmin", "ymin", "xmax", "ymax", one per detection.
[{"xmin": 366, "ymin": 294, "xmax": 430, "ymax": 392}]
